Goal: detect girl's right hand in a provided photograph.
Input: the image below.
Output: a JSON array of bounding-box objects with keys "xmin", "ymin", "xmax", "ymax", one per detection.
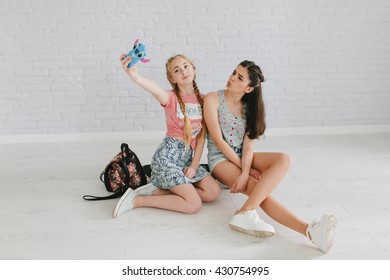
[
  {"xmin": 119, "ymin": 54, "xmax": 138, "ymax": 80},
  {"xmin": 230, "ymin": 173, "xmax": 248, "ymax": 194}
]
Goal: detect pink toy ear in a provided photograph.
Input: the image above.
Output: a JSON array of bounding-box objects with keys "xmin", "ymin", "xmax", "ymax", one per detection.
[
  {"xmin": 133, "ymin": 38, "xmax": 139, "ymax": 46},
  {"xmin": 141, "ymin": 58, "xmax": 150, "ymax": 63}
]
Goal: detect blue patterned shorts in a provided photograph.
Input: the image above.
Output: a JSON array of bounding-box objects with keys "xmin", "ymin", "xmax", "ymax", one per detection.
[{"xmin": 151, "ymin": 137, "xmax": 208, "ymax": 189}]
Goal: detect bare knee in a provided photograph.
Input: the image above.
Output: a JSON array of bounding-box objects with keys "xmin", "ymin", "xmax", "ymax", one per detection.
[
  {"xmin": 183, "ymin": 198, "xmax": 202, "ymax": 214},
  {"xmin": 195, "ymin": 176, "xmax": 222, "ymax": 202},
  {"xmin": 202, "ymin": 183, "xmax": 221, "ymax": 202},
  {"xmin": 278, "ymin": 153, "xmax": 292, "ymax": 170}
]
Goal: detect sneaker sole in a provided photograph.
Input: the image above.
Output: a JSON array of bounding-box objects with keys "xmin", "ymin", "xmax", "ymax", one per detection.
[
  {"xmin": 327, "ymin": 215, "xmax": 337, "ymax": 251},
  {"xmin": 112, "ymin": 188, "xmax": 134, "ymax": 218},
  {"xmin": 321, "ymin": 214, "xmax": 337, "ymax": 253},
  {"xmin": 229, "ymin": 224, "xmax": 275, "ymax": 238}
]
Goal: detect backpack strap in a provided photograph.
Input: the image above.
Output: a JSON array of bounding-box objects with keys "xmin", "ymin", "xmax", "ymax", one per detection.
[
  {"xmin": 121, "ymin": 143, "xmax": 130, "ymax": 156},
  {"xmin": 82, "ymin": 192, "xmax": 121, "ymax": 201},
  {"xmin": 121, "ymin": 143, "xmax": 147, "ymax": 187},
  {"xmin": 99, "ymin": 170, "xmax": 105, "ymax": 184}
]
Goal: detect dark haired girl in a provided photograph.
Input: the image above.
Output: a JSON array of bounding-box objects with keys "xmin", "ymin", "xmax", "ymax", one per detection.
[{"xmin": 204, "ymin": 60, "xmax": 337, "ymax": 253}]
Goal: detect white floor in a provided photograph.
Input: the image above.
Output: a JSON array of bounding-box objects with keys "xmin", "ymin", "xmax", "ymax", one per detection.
[{"xmin": 1, "ymin": 132, "xmax": 390, "ymax": 260}]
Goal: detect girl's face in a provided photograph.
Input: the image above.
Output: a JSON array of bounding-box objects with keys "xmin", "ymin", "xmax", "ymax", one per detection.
[
  {"xmin": 226, "ymin": 65, "xmax": 253, "ymax": 94},
  {"xmin": 169, "ymin": 56, "xmax": 195, "ymax": 86}
]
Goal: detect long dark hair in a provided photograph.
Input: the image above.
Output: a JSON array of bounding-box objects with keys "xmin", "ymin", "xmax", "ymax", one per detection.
[{"xmin": 240, "ymin": 60, "xmax": 266, "ymax": 139}]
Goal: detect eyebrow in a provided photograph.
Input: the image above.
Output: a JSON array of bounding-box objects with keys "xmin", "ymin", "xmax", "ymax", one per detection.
[
  {"xmin": 234, "ymin": 69, "xmax": 245, "ymax": 80},
  {"xmin": 173, "ymin": 62, "xmax": 188, "ymax": 70}
]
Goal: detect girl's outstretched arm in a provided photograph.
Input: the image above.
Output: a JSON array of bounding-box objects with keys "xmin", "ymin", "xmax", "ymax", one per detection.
[{"xmin": 119, "ymin": 54, "xmax": 170, "ymax": 106}]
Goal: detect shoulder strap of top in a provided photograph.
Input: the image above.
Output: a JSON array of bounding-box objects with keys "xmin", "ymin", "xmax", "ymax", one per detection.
[{"xmin": 217, "ymin": 89, "xmax": 226, "ymax": 109}]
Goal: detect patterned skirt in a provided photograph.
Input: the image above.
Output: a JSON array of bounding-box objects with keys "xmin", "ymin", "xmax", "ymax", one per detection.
[{"xmin": 151, "ymin": 137, "xmax": 208, "ymax": 189}]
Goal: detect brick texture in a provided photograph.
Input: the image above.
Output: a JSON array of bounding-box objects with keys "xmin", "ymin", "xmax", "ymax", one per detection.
[{"xmin": 1, "ymin": 0, "xmax": 390, "ymax": 135}]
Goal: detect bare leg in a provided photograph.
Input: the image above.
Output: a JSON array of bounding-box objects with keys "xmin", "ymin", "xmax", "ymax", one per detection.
[
  {"xmin": 133, "ymin": 183, "xmax": 202, "ymax": 214},
  {"xmin": 193, "ymin": 174, "xmax": 221, "ymax": 202},
  {"xmin": 240, "ymin": 152, "xmax": 290, "ymax": 211},
  {"xmin": 212, "ymin": 155, "xmax": 308, "ymax": 236},
  {"xmin": 149, "ymin": 174, "xmax": 221, "ymax": 202},
  {"xmin": 151, "ymin": 189, "xmax": 171, "ymax": 195},
  {"xmin": 260, "ymin": 196, "xmax": 308, "ymax": 236}
]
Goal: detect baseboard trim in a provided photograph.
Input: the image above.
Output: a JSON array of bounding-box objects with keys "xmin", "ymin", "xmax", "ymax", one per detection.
[
  {"xmin": 1, "ymin": 125, "xmax": 389, "ymax": 144},
  {"xmin": 264, "ymin": 124, "xmax": 390, "ymax": 136},
  {"xmin": 0, "ymin": 131, "xmax": 166, "ymax": 144}
]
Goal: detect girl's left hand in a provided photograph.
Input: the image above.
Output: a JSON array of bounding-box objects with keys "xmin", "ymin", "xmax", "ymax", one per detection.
[
  {"xmin": 184, "ymin": 166, "xmax": 196, "ymax": 179},
  {"xmin": 249, "ymin": 168, "xmax": 262, "ymax": 180}
]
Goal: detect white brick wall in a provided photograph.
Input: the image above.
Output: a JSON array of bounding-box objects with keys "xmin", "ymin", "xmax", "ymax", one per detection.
[{"xmin": 1, "ymin": 0, "xmax": 390, "ymax": 135}]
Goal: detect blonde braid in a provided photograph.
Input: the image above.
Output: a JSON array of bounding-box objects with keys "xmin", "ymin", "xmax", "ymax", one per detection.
[
  {"xmin": 192, "ymin": 80, "xmax": 203, "ymax": 106},
  {"xmin": 173, "ymin": 85, "xmax": 192, "ymax": 148},
  {"xmin": 193, "ymin": 80, "xmax": 206, "ymax": 139},
  {"xmin": 166, "ymin": 54, "xmax": 204, "ymax": 148}
]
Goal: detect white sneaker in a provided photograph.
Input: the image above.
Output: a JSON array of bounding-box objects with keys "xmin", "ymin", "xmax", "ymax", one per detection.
[
  {"xmin": 112, "ymin": 188, "xmax": 137, "ymax": 218},
  {"xmin": 229, "ymin": 210, "xmax": 275, "ymax": 238},
  {"xmin": 134, "ymin": 183, "xmax": 157, "ymax": 196},
  {"xmin": 306, "ymin": 213, "xmax": 337, "ymax": 253}
]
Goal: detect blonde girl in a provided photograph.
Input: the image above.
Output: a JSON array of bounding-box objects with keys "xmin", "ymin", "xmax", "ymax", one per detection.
[{"xmin": 113, "ymin": 54, "xmax": 221, "ymax": 218}]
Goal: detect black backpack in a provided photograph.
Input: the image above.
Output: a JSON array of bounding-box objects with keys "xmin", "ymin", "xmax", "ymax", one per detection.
[{"xmin": 83, "ymin": 143, "xmax": 147, "ymax": 201}]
